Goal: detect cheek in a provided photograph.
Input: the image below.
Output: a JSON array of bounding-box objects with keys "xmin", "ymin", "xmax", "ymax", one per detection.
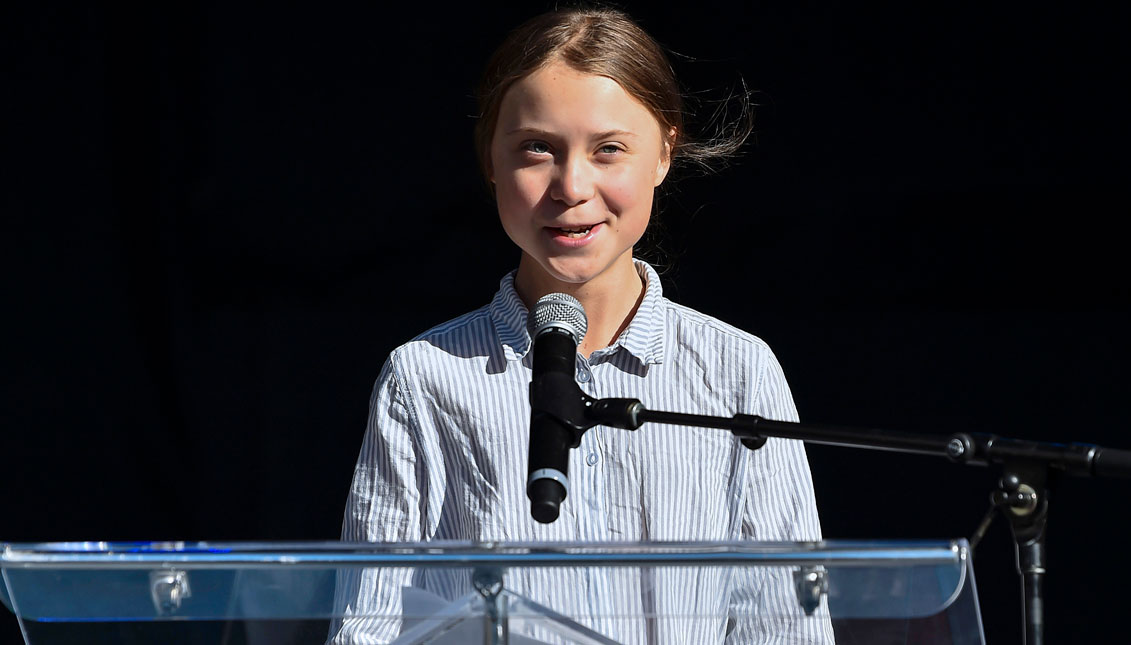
[
  {"xmin": 601, "ymin": 167, "xmax": 656, "ymax": 223},
  {"xmin": 495, "ymin": 171, "xmax": 548, "ymax": 242},
  {"xmin": 496, "ymin": 167, "xmax": 547, "ymax": 211}
]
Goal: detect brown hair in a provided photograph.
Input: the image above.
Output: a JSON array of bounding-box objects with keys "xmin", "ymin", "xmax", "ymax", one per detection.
[{"xmin": 473, "ymin": 7, "xmax": 751, "ymax": 187}]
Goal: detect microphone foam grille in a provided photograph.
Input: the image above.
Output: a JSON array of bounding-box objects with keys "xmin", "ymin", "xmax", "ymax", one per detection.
[{"xmin": 531, "ymin": 293, "xmax": 588, "ymax": 344}]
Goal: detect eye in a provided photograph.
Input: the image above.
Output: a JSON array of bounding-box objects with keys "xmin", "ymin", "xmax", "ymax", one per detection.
[
  {"xmin": 522, "ymin": 141, "xmax": 552, "ymax": 155},
  {"xmin": 596, "ymin": 144, "xmax": 624, "ymax": 156}
]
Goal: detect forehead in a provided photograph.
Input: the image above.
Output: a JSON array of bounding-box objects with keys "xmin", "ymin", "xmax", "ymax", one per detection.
[{"xmin": 496, "ymin": 61, "xmax": 663, "ymax": 138}]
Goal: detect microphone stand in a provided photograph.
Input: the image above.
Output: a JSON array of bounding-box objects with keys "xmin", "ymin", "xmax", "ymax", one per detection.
[{"xmin": 556, "ymin": 397, "xmax": 1131, "ymax": 645}]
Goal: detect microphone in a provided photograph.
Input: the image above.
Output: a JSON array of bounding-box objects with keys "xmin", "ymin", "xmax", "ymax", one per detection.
[{"xmin": 527, "ymin": 292, "xmax": 588, "ymax": 524}]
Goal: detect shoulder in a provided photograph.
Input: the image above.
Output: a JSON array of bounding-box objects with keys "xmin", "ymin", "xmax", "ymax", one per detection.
[
  {"xmin": 660, "ymin": 299, "xmax": 797, "ymax": 420},
  {"xmin": 661, "ymin": 298, "xmax": 775, "ymax": 357},
  {"xmin": 378, "ymin": 305, "xmax": 505, "ymax": 391},
  {"xmin": 407, "ymin": 305, "xmax": 494, "ymax": 344},
  {"xmin": 387, "ymin": 305, "xmax": 495, "ymax": 364},
  {"xmin": 659, "ymin": 298, "xmax": 788, "ymax": 391}
]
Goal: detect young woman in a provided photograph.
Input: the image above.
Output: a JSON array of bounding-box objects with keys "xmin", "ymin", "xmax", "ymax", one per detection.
[{"xmin": 333, "ymin": 8, "xmax": 830, "ymax": 644}]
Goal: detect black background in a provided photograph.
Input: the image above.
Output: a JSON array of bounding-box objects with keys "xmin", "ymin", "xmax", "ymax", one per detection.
[{"xmin": 5, "ymin": 3, "xmax": 1129, "ymax": 643}]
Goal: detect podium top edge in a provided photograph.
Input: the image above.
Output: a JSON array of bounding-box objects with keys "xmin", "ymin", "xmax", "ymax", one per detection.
[{"xmin": 1, "ymin": 539, "xmax": 968, "ymax": 568}]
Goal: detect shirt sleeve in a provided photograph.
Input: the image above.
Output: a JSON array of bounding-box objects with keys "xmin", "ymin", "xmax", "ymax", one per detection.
[
  {"xmin": 329, "ymin": 350, "xmax": 444, "ymax": 645},
  {"xmin": 726, "ymin": 349, "xmax": 835, "ymax": 645}
]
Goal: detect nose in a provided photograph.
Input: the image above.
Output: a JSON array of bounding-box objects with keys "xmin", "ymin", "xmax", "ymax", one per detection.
[{"xmin": 549, "ymin": 153, "xmax": 595, "ymax": 206}]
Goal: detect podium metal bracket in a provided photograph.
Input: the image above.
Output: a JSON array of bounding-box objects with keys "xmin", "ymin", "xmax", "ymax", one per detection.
[
  {"xmin": 793, "ymin": 566, "xmax": 828, "ymax": 616},
  {"xmin": 149, "ymin": 569, "xmax": 191, "ymax": 616}
]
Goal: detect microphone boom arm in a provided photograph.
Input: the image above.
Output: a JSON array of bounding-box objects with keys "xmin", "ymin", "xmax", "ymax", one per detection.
[
  {"xmin": 585, "ymin": 398, "xmax": 1131, "ymax": 479},
  {"xmin": 580, "ymin": 395, "xmax": 1131, "ymax": 645}
]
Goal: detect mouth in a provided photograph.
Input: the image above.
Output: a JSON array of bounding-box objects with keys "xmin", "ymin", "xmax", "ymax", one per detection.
[{"xmin": 552, "ymin": 224, "xmax": 598, "ymax": 239}]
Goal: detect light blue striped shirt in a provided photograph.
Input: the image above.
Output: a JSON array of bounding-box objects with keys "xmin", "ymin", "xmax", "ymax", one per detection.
[{"xmin": 333, "ymin": 261, "xmax": 831, "ymax": 644}]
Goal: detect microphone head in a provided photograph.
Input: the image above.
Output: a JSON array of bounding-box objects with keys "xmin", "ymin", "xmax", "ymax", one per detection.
[{"xmin": 531, "ymin": 293, "xmax": 588, "ymax": 344}]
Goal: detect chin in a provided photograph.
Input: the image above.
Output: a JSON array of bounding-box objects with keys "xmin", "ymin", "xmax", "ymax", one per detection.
[
  {"xmin": 544, "ymin": 266, "xmax": 600, "ymax": 285},
  {"xmin": 546, "ymin": 254, "xmax": 634, "ymax": 286}
]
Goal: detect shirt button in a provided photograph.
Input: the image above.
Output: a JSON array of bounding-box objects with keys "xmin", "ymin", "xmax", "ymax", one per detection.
[
  {"xmin": 586, "ymin": 452, "xmax": 599, "ymax": 466},
  {"xmin": 577, "ymin": 370, "xmax": 591, "ymax": 383}
]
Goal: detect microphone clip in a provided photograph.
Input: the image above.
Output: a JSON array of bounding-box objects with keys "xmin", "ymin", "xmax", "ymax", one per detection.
[
  {"xmin": 529, "ymin": 373, "xmax": 646, "ymax": 448},
  {"xmin": 529, "ymin": 372, "xmax": 596, "ymax": 449}
]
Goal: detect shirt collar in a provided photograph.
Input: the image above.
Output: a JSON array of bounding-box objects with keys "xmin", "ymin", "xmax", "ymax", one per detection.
[
  {"xmin": 488, "ymin": 260, "xmax": 667, "ymax": 366},
  {"xmin": 488, "ymin": 270, "xmax": 531, "ymax": 363}
]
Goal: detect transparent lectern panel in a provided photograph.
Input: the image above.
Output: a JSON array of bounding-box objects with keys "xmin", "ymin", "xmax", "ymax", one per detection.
[{"xmin": 2, "ymin": 540, "xmax": 984, "ymax": 645}]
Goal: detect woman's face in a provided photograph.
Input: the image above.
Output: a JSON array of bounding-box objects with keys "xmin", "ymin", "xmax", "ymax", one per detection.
[{"xmin": 490, "ymin": 60, "xmax": 671, "ymax": 292}]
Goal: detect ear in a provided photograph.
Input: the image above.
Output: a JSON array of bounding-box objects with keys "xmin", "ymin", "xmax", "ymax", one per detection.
[{"xmin": 654, "ymin": 127, "xmax": 676, "ymax": 187}]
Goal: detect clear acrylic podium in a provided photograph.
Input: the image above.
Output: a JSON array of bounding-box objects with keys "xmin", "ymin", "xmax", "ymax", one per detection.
[{"xmin": 1, "ymin": 540, "xmax": 984, "ymax": 644}]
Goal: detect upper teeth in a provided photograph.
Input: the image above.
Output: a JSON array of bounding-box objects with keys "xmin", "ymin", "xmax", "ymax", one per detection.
[{"xmin": 561, "ymin": 226, "xmax": 591, "ymax": 232}]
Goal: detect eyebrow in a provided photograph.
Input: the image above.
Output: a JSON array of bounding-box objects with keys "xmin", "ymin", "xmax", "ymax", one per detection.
[{"xmin": 503, "ymin": 127, "xmax": 639, "ymax": 140}]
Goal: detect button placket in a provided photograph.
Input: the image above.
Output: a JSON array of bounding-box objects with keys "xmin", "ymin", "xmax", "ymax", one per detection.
[
  {"xmin": 577, "ymin": 359, "xmax": 609, "ymax": 632},
  {"xmin": 576, "ymin": 358, "xmax": 598, "ymax": 468},
  {"xmin": 570, "ymin": 355, "xmax": 600, "ymax": 543}
]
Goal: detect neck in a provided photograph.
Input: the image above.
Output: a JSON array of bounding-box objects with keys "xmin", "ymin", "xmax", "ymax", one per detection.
[{"xmin": 515, "ymin": 254, "xmax": 645, "ymax": 359}]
